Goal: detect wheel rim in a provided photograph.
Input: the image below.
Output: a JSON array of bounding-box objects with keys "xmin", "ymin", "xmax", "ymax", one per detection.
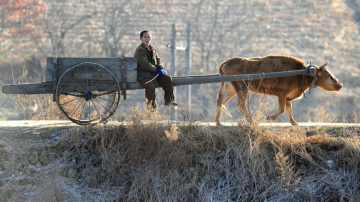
[{"xmin": 56, "ymin": 62, "xmax": 121, "ymax": 125}]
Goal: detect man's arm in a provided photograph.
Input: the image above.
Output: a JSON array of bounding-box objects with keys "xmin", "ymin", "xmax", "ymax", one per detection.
[{"xmin": 134, "ymin": 48, "xmax": 157, "ymax": 73}]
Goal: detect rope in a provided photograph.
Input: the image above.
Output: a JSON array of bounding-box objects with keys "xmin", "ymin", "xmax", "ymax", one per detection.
[
  {"xmin": 144, "ymin": 74, "xmax": 159, "ymax": 85},
  {"xmin": 302, "ymin": 72, "xmax": 318, "ymax": 99}
]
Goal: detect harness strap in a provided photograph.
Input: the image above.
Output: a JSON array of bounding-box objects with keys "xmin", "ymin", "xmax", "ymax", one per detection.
[{"xmin": 303, "ymin": 73, "xmax": 318, "ymax": 99}]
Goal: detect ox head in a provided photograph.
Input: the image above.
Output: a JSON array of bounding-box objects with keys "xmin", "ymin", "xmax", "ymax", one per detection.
[{"xmin": 316, "ymin": 63, "xmax": 343, "ymax": 91}]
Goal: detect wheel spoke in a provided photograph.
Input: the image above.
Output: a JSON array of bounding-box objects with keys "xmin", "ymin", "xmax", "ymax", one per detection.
[
  {"xmin": 90, "ymin": 73, "xmax": 105, "ymax": 92},
  {"xmin": 90, "ymin": 99, "xmax": 101, "ymax": 119},
  {"xmin": 93, "ymin": 98, "xmax": 112, "ymax": 113},
  {"xmin": 79, "ymin": 99, "xmax": 87, "ymax": 121},
  {"xmin": 69, "ymin": 98, "xmax": 85, "ymax": 118},
  {"xmin": 96, "ymin": 95, "xmax": 116, "ymax": 103},
  {"xmin": 65, "ymin": 74, "xmax": 85, "ymax": 92},
  {"xmin": 60, "ymin": 96, "xmax": 81, "ymax": 106},
  {"xmin": 85, "ymin": 67, "xmax": 89, "ymax": 91},
  {"xmin": 95, "ymin": 93, "xmax": 117, "ymax": 116},
  {"xmin": 88, "ymin": 101, "xmax": 91, "ymax": 122}
]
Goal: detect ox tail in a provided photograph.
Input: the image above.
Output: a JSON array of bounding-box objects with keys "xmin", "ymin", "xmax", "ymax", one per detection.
[
  {"xmin": 219, "ymin": 62, "xmax": 226, "ymax": 96},
  {"xmin": 221, "ymin": 104, "xmax": 232, "ymax": 118},
  {"xmin": 218, "ymin": 63, "xmax": 232, "ymax": 117}
]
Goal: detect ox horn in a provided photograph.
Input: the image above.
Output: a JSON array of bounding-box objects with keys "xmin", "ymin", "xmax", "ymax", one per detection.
[{"xmin": 319, "ymin": 63, "xmax": 328, "ymax": 69}]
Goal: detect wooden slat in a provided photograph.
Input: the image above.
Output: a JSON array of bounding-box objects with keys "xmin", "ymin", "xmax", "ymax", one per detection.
[
  {"xmin": 55, "ymin": 57, "xmax": 138, "ymax": 83},
  {"xmin": 57, "ymin": 82, "xmax": 119, "ymax": 93},
  {"xmin": 45, "ymin": 57, "xmax": 54, "ymax": 82},
  {"xmin": 2, "ymin": 83, "xmax": 53, "ymax": 94}
]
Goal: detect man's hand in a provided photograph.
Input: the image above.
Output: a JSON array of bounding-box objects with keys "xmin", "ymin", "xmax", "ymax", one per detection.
[
  {"xmin": 156, "ymin": 66, "xmax": 164, "ymax": 77},
  {"xmin": 156, "ymin": 66, "xmax": 168, "ymax": 77}
]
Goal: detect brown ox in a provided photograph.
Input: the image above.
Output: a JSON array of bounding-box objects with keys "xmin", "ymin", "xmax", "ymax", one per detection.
[{"xmin": 215, "ymin": 55, "xmax": 343, "ymax": 126}]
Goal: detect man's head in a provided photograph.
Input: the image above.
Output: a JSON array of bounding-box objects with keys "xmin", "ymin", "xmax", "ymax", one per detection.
[{"xmin": 140, "ymin": 30, "xmax": 152, "ymax": 47}]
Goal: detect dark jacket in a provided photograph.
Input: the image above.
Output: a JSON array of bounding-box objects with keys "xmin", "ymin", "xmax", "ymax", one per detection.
[{"xmin": 134, "ymin": 43, "xmax": 164, "ymax": 80}]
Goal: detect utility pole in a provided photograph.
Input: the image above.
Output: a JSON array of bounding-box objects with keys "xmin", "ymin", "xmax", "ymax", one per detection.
[
  {"xmin": 168, "ymin": 23, "xmax": 192, "ymax": 120},
  {"xmin": 171, "ymin": 24, "xmax": 177, "ymax": 120},
  {"xmin": 186, "ymin": 23, "xmax": 191, "ymax": 116}
]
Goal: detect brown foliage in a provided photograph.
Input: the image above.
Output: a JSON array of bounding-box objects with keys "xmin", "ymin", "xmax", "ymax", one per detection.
[{"xmin": 0, "ymin": 0, "xmax": 46, "ymax": 37}]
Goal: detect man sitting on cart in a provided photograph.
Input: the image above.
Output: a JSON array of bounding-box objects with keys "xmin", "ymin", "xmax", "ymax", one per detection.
[{"xmin": 134, "ymin": 30, "xmax": 178, "ymax": 110}]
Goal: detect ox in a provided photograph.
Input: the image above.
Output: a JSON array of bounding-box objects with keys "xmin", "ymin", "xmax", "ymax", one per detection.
[{"xmin": 215, "ymin": 55, "xmax": 343, "ymax": 126}]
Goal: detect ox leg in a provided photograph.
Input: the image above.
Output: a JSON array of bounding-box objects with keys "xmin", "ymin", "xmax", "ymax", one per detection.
[
  {"xmin": 266, "ymin": 94, "xmax": 286, "ymax": 121},
  {"xmin": 215, "ymin": 82, "xmax": 236, "ymax": 126},
  {"xmin": 286, "ymin": 101, "xmax": 298, "ymax": 126},
  {"xmin": 232, "ymin": 81, "xmax": 253, "ymax": 124}
]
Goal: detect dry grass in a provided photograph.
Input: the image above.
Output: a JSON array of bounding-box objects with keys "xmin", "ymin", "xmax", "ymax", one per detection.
[
  {"xmin": 47, "ymin": 107, "xmax": 360, "ymax": 201},
  {"xmin": 13, "ymin": 94, "xmax": 66, "ymax": 120},
  {"xmin": 5, "ymin": 91, "xmax": 360, "ymax": 201}
]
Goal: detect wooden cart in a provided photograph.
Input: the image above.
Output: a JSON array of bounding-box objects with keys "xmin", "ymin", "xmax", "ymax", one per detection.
[{"xmin": 2, "ymin": 57, "xmax": 316, "ymax": 125}]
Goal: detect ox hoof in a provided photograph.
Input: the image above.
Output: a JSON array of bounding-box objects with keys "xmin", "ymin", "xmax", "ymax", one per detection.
[
  {"xmin": 291, "ymin": 122, "xmax": 299, "ymax": 126},
  {"xmin": 266, "ymin": 116, "xmax": 274, "ymax": 121}
]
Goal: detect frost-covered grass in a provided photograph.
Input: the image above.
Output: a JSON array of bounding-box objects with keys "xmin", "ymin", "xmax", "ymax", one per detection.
[{"xmin": 51, "ymin": 108, "xmax": 360, "ymax": 201}]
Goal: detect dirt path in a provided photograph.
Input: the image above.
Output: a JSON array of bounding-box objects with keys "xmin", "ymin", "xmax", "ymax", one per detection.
[
  {"xmin": 0, "ymin": 120, "xmax": 357, "ymax": 151},
  {"xmin": 0, "ymin": 121, "xmax": 80, "ymax": 153},
  {"xmin": 0, "ymin": 120, "xmax": 79, "ymax": 134},
  {"xmin": 0, "ymin": 120, "xmax": 358, "ymax": 134}
]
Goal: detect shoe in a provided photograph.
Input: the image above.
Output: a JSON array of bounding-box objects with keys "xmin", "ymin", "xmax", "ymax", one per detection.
[{"xmin": 165, "ymin": 101, "xmax": 178, "ymax": 106}]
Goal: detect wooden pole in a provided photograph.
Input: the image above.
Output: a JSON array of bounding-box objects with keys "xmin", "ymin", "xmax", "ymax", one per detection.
[
  {"xmin": 171, "ymin": 24, "xmax": 177, "ymax": 120},
  {"xmin": 172, "ymin": 69, "xmax": 309, "ymax": 86},
  {"xmin": 2, "ymin": 69, "xmax": 310, "ymax": 94},
  {"xmin": 186, "ymin": 23, "xmax": 191, "ymax": 115}
]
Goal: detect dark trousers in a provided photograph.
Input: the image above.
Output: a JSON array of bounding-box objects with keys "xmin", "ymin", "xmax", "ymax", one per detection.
[{"xmin": 139, "ymin": 74, "xmax": 175, "ymax": 109}]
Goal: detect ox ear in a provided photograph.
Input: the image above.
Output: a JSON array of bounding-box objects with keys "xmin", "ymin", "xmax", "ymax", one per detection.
[{"xmin": 319, "ymin": 63, "xmax": 328, "ymax": 71}]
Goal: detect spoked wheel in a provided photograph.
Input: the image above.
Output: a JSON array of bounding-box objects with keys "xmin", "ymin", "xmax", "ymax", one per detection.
[{"xmin": 56, "ymin": 62, "xmax": 121, "ymax": 125}]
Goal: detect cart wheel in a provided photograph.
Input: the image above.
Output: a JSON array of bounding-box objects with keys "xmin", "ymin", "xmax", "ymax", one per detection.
[{"xmin": 56, "ymin": 62, "xmax": 121, "ymax": 125}]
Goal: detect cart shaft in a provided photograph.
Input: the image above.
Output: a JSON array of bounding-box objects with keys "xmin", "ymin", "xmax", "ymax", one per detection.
[
  {"xmin": 2, "ymin": 82, "xmax": 53, "ymax": 94},
  {"xmin": 2, "ymin": 69, "xmax": 310, "ymax": 94},
  {"xmin": 124, "ymin": 69, "xmax": 309, "ymax": 89}
]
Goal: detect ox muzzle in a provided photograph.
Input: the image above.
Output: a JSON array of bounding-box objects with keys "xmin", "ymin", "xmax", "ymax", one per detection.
[{"xmin": 320, "ymin": 63, "xmax": 343, "ymax": 89}]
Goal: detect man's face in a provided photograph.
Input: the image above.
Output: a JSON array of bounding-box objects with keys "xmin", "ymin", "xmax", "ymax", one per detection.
[{"xmin": 140, "ymin": 32, "xmax": 151, "ymax": 46}]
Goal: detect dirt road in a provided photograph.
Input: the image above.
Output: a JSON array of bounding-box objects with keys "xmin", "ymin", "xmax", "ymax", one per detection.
[
  {"xmin": 2, "ymin": 120, "xmax": 356, "ymax": 154},
  {"xmin": 0, "ymin": 120, "xmax": 357, "ymax": 150},
  {"xmin": 0, "ymin": 120, "xmax": 358, "ymax": 133},
  {"xmin": 0, "ymin": 121, "xmax": 80, "ymax": 153}
]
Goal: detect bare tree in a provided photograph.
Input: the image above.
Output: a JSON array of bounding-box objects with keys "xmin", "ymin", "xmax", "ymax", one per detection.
[
  {"xmin": 41, "ymin": 1, "xmax": 97, "ymax": 57},
  {"xmin": 97, "ymin": 0, "xmax": 132, "ymax": 57}
]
